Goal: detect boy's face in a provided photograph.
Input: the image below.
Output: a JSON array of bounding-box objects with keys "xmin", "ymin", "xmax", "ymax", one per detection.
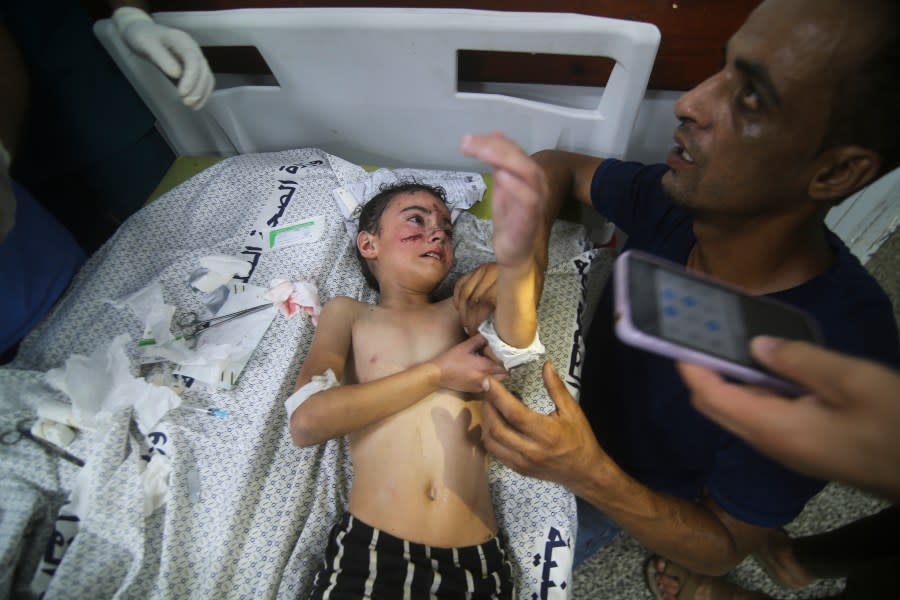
[{"xmin": 360, "ymin": 190, "xmax": 454, "ymax": 291}]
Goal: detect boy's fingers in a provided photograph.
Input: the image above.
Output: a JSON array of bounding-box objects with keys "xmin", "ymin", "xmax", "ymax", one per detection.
[{"xmin": 460, "ymin": 133, "xmax": 540, "ymax": 183}]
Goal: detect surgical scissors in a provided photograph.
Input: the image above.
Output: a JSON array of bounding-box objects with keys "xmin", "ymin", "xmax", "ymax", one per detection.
[
  {"xmin": 175, "ymin": 303, "xmax": 272, "ymax": 339},
  {"xmin": 1, "ymin": 418, "xmax": 85, "ymax": 467}
]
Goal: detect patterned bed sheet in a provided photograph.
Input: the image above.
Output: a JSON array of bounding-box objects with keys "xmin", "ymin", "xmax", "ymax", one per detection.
[{"xmin": 0, "ymin": 148, "xmax": 608, "ymax": 599}]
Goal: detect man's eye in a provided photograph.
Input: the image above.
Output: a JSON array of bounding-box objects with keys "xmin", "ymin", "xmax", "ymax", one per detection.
[
  {"xmin": 444, "ymin": 228, "xmax": 454, "ymax": 240},
  {"xmin": 739, "ymin": 84, "xmax": 760, "ymax": 111},
  {"xmin": 407, "ymin": 215, "xmax": 424, "ymax": 225}
]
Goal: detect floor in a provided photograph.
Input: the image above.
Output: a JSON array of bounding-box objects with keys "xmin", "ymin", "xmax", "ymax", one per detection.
[{"xmin": 571, "ymin": 228, "xmax": 900, "ymax": 599}]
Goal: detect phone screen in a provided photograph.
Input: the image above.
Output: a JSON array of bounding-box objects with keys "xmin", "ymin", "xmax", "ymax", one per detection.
[{"xmin": 628, "ymin": 255, "xmax": 821, "ymax": 369}]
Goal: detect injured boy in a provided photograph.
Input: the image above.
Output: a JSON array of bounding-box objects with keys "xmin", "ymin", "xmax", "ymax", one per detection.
[{"xmin": 285, "ymin": 150, "xmax": 545, "ymax": 597}]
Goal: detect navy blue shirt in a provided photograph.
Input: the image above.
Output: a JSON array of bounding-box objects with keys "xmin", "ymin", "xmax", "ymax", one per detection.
[{"xmin": 582, "ymin": 159, "xmax": 900, "ymax": 527}]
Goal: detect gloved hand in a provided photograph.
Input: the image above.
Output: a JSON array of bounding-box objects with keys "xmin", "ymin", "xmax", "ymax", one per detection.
[
  {"xmin": 0, "ymin": 141, "xmax": 15, "ymax": 241},
  {"xmin": 113, "ymin": 6, "xmax": 215, "ymax": 110}
]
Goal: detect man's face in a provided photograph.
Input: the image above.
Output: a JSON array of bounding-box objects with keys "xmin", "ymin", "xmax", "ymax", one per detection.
[
  {"xmin": 661, "ymin": 0, "xmax": 867, "ymax": 220},
  {"xmin": 371, "ymin": 191, "xmax": 454, "ymax": 290}
]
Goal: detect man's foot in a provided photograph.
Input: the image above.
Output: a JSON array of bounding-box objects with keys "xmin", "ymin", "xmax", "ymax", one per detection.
[
  {"xmin": 752, "ymin": 529, "xmax": 816, "ymax": 589},
  {"xmin": 644, "ymin": 556, "xmax": 770, "ymax": 600}
]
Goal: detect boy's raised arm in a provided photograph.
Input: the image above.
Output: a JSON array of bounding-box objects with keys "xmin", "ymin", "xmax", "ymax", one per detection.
[{"xmin": 460, "ymin": 132, "xmax": 545, "ymax": 349}]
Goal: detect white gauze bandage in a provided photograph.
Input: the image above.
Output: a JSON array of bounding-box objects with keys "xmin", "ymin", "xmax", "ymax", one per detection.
[
  {"xmin": 478, "ymin": 316, "xmax": 545, "ymax": 370},
  {"xmin": 284, "ymin": 368, "xmax": 338, "ymax": 420}
]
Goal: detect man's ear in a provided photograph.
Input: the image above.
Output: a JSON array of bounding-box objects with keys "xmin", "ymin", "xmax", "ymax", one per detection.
[
  {"xmin": 809, "ymin": 146, "xmax": 882, "ymax": 203},
  {"xmin": 357, "ymin": 230, "xmax": 378, "ymax": 259}
]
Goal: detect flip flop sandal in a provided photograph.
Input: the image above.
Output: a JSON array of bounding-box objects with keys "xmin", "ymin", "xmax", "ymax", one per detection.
[
  {"xmin": 645, "ymin": 556, "xmax": 700, "ymax": 599},
  {"xmin": 644, "ymin": 555, "xmax": 749, "ymax": 600}
]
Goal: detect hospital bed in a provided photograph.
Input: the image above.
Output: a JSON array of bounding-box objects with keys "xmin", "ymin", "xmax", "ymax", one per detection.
[{"xmin": 0, "ymin": 8, "xmax": 659, "ymax": 598}]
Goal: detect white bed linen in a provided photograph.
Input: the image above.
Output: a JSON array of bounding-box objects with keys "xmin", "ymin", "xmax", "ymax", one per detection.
[{"xmin": 1, "ymin": 148, "xmax": 605, "ymax": 599}]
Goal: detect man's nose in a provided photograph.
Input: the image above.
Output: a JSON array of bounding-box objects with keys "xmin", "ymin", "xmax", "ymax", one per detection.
[{"xmin": 674, "ymin": 71, "xmax": 722, "ymax": 129}]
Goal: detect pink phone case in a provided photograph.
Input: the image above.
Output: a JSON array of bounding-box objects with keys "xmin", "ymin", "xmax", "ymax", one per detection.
[{"xmin": 613, "ymin": 250, "xmax": 816, "ymax": 396}]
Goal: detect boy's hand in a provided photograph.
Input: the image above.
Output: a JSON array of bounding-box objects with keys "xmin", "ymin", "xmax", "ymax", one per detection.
[
  {"xmin": 430, "ymin": 334, "xmax": 508, "ymax": 393},
  {"xmin": 460, "ymin": 132, "xmax": 547, "ymax": 268},
  {"xmin": 453, "ymin": 263, "xmax": 498, "ymax": 334}
]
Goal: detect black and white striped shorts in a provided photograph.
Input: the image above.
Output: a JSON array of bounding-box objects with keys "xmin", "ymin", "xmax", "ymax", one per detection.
[{"xmin": 308, "ymin": 512, "xmax": 515, "ymax": 599}]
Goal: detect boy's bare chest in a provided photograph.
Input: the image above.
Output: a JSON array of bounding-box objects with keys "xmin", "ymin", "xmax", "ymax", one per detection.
[{"xmin": 352, "ymin": 304, "xmax": 463, "ymax": 381}]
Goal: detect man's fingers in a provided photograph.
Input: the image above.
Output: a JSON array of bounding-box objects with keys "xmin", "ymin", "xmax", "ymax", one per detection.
[
  {"xmin": 481, "ymin": 380, "xmax": 543, "ymax": 468},
  {"xmin": 678, "ymin": 361, "xmax": 807, "ymax": 446},
  {"xmin": 481, "ymin": 400, "xmax": 529, "ymax": 470},
  {"xmin": 461, "ymin": 333, "xmax": 488, "ymax": 352},
  {"xmin": 751, "ymin": 337, "xmax": 868, "ymax": 402},
  {"xmin": 542, "ymin": 362, "xmax": 576, "ymax": 415},
  {"xmin": 483, "ymin": 376, "xmax": 540, "ymax": 432},
  {"xmin": 478, "ymin": 356, "xmax": 509, "ymax": 379}
]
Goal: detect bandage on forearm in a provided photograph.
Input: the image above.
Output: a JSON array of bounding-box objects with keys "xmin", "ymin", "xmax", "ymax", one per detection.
[
  {"xmin": 284, "ymin": 368, "xmax": 338, "ymax": 419},
  {"xmin": 478, "ymin": 316, "xmax": 545, "ymax": 370}
]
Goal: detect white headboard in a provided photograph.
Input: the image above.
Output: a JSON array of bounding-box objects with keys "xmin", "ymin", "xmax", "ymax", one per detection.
[{"xmin": 94, "ymin": 8, "xmax": 659, "ymax": 171}]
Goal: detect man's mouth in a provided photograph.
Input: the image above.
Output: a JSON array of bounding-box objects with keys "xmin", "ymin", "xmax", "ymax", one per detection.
[
  {"xmin": 677, "ymin": 146, "xmax": 695, "ymax": 163},
  {"xmin": 672, "ymin": 131, "xmax": 696, "ymax": 165},
  {"xmin": 422, "ymin": 250, "xmax": 443, "ymax": 261}
]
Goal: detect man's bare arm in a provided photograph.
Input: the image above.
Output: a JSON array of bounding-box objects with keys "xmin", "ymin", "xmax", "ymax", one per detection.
[{"xmin": 482, "ymin": 363, "xmax": 773, "ymax": 574}]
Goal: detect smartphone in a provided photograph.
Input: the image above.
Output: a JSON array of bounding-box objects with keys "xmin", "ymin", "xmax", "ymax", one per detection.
[{"xmin": 613, "ymin": 250, "xmax": 824, "ymax": 396}]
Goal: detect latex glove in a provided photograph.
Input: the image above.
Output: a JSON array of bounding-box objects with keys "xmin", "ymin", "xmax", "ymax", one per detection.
[
  {"xmin": 113, "ymin": 7, "xmax": 214, "ymax": 110},
  {"xmin": 0, "ymin": 141, "xmax": 15, "ymax": 241}
]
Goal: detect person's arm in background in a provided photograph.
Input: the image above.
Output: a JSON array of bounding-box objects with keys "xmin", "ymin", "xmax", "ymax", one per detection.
[
  {"xmin": 110, "ymin": 0, "xmax": 214, "ymax": 110},
  {"xmin": 0, "ymin": 22, "xmax": 29, "ymax": 240},
  {"xmin": 454, "ymin": 133, "xmax": 603, "ymax": 333},
  {"xmin": 680, "ymin": 336, "xmax": 900, "ymax": 504}
]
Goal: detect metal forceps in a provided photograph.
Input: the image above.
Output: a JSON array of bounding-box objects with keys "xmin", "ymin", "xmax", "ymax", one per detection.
[
  {"xmin": 175, "ymin": 303, "xmax": 272, "ymax": 340},
  {"xmin": 1, "ymin": 418, "xmax": 85, "ymax": 467}
]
